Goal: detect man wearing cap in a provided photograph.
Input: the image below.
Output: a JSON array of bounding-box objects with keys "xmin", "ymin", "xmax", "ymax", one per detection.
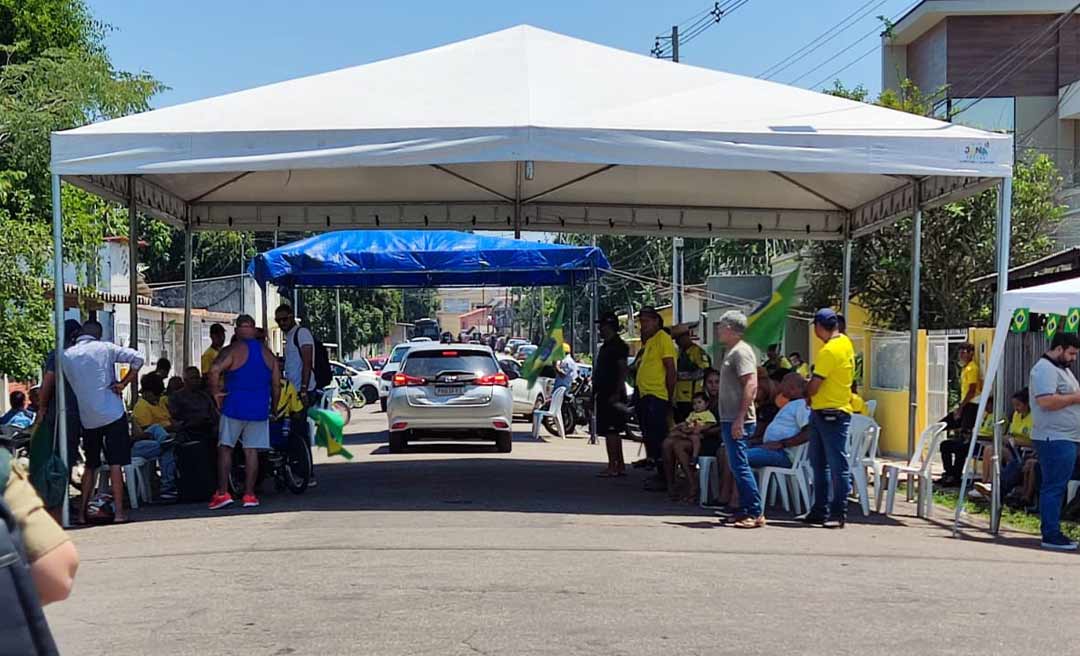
[
  {"xmin": 634, "ymin": 306, "xmax": 677, "ymax": 490},
  {"xmin": 804, "ymin": 308, "xmax": 856, "ymax": 528},
  {"xmin": 672, "ymin": 324, "xmax": 711, "ymax": 423},
  {"xmin": 594, "ymin": 312, "xmax": 630, "ymax": 477}
]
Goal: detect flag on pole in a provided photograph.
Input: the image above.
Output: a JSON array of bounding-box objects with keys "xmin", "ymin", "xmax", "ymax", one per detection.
[
  {"xmin": 1045, "ymin": 313, "xmax": 1063, "ymax": 340},
  {"xmin": 743, "ymin": 268, "xmax": 799, "ymax": 354},
  {"xmin": 521, "ymin": 302, "xmax": 566, "ymax": 386},
  {"xmin": 1066, "ymin": 308, "xmax": 1080, "ymax": 334},
  {"xmin": 1010, "ymin": 308, "xmax": 1030, "ymax": 333},
  {"xmin": 308, "ymin": 407, "xmax": 354, "ymax": 460}
]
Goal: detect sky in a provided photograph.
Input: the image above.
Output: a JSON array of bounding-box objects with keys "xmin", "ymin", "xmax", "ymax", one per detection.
[{"xmin": 88, "ymin": 0, "xmax": 916, "ymax": 109}]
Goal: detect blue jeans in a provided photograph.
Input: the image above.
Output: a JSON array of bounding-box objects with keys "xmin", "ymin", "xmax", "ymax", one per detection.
[
  {"xmin": 721, "ymin": 421, "xmax": 760, "ymax": 517},
  {"xmin": 747, "ymin": 446, "xmax": 792, "ymax": 469},
  {"xmin": 1033, "ymin": 439, "xmax": 1078, "ymax": 542},
  {"xmin": 808, "ymin": 410, "xmax": 851, "ymax": 517},
  {"xmin": 132, "ymin": 424, "xmax": 177, "ymax": 493}
]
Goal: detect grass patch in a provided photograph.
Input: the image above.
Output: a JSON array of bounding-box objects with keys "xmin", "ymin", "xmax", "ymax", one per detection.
[{"xmin": 914, "ymin": 484, "xmax": 1080, "ymax": 541}]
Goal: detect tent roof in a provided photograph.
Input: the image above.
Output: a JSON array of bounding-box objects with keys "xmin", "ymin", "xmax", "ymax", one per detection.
[
  {"xmin": 999, "ymin": 278, "xmax": 1080, "ymax": 315},
  {"xmin": 251, "ymin": 230, "xmax": 610, "ymax": 288},
  {"xmin": 51, "ymin": 25, "xmax": 1011, "ymax": 239}
]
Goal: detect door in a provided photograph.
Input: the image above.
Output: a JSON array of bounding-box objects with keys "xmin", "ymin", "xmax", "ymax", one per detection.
[{"xmin": 926, "ymin": 330, "xmax": 950, "ymax": 425}]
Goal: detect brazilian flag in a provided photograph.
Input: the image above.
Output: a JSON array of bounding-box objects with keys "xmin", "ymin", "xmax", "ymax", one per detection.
[
  {"xmin": 744, "ymin": 268, "xmax": 799, "ymax": 354},
  {"xmin": 1010, "ymin": 308, "xmax": 1030, "ymax": 334},
  {"xmin": 521, "ymin": 302, "xmax": 565, "ymax": 385},
  {"xmin": 308, "ymin": 407, "xmax": 354, "ymax": 460},
  {"xmin": 1066, "ymin": 308, "xmax": 1080, "ymax": 334},
  {"xmin": 1045, "ymin": 313, "xmax": 1063, "ymax": 340}
]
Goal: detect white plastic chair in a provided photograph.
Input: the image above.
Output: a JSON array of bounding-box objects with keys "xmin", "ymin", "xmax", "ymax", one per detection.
[
  {"xmin": 97, "ymin": 456, "xmax": 152, "ymax": 509},
  {"xmin": 698, "ymin": 456, "xmax": 720, "ymax": 506},
  {"xmin": 847, "ymin": 415, "xmax": 880, "ymax": 516},
  {"xmin": 532, "ymin": 386, "xmax": 567, "ymax": 440},
  {"xmin": 876, "ymin": 422, "xmax": 948, "ymax": 518},
  {"xmin": 865, "ymin": 399, "xmax": 877, "ymax": 420},
  {"xmin": 757, "ymin": 442, "xmax": 811, "ymax": 515}
]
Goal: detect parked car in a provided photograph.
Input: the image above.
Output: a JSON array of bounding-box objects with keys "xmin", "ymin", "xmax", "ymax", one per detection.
[
  {"xmin": 367, "ymin": 354, "xmax": 389, "ymax": 372},
  {"xmin": 378, "ymin": 343, "xmax": 413, "ymax": 412},
  {"xmin": 498, "ymin": 356, "xmax": 554, "ymax": 417},
  {"xmin": 504, "ymin": 338, "xmax": 529, "ymax": 355},
  {"xmin": 386, "ymin": 343, "xmax": 513, "ymax": 453},
  {"xmin": 331, "ymin": 360, "xmax": 381, "ymax": 405}
]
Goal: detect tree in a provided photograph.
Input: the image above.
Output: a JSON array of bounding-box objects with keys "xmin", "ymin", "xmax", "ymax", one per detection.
[
  {"xmin": 0, "ymin": 0, "xmax": 163, "ymax": 379},
  {"xmin": 802, "ymin": 81, "xmax": 1065, "ymax": 330},
  {"xmin": 300, "ymin": 288, "xmax": 402, "ymax": 357}
]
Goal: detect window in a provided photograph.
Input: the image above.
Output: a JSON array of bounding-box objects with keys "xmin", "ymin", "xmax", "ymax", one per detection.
[
  {"xmin": 403, "ymin": 350, "xmax": 498, "ymax": 378},
  {"xmin": 949, "ymin": 97, "xmax": 1014, "ymax": 134},
  {"xmin": 870, "ymin": 336, "xmax": 910, "ymax": 391}
]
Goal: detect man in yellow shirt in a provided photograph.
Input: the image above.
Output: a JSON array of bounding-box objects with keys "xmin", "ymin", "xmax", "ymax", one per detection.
[
  {"xmin": 200, "ymin": 323, "xmax": 226, "ymax": 375},
  {"xmin": 804, "ymin": 308, "xmax": 855, "ymax": 528},
  {"xmin": 938, "ymin": 342, "xmax": 981, "ymax": 486},
  {"xmin": 672, "ymin": 324, "xmax": 711, "ymax": 423},
  {"xmin": 131, "ymin": 372, "xmax": 178, "ymax": 501},
  {"xmin": 633, "ymin": 306, "xmax": 677, "ymax": 491}
]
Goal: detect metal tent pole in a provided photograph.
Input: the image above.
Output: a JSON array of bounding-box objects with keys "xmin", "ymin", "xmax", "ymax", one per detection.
[
  {"xmin": 841, "ymin": 236, "xmax": 853, "ymax": 319},
  {"xmin": 183, "ymin": 222, "xmax": 193, "ymax": 370},
  {"xmin": 907, "ymin": 181, "xmax": 922, "ymax": 501},
  {"xmin": 51, "ymin": 174, "xmax": 69, "ymax": 528},
  {"xmin": 589, "ymin": 263, "xmax": 599, "ymax": 445},
  {"xmin": 127, "ymin": 176, "xmax": 139, "ymax": 407},
  {"xmin": 513, "ymin": 161, "xmax": 523, "ymax": 239},
  {"xmin": 991, "ymin": 178, "xmax": 1013, "ymax": 534}
]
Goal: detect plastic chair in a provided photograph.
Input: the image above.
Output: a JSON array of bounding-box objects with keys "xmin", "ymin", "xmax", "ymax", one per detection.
[
  {"xmin": 96, "ymin": 456, "xmax": 152, "ymax": 509},
  {"xmin": 876, "ymin": 422, "xmax": 948, "ymax": 518},
  {"xmin": 698, "ymin": 456, "xmax": 720, "ymax": 506},
  {"xmin": 532, "ymin": 386, "xmax": 567, "ymax": 440},
  {"xmin": 865, "ymin": 399, "xmax": 877, "ymax": 420},
  {"xmin": 757, "ymin": 442, "xmax": 811, "ymax": 515},
  {"xmin": 847, "ymin": 415, "xmax": 880, "ymax": 516}
]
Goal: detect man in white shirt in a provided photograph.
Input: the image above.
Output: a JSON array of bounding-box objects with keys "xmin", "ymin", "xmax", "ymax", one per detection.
[
  {"xmin": 1028, "ymin": 332, "xmax": 1080, "ymax": 551},
  {"xmin": 274, "ymin": 304, "xmax": 317, "ymax": 404},
  {"xmin": 61, "ymin": 320, "xmax": 144, "ymax": 524}
]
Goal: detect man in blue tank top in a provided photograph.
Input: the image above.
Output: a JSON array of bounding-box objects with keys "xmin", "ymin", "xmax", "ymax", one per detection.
[{"xmin": 207, "ymin": 315, "xmax": 281, "ymax": 509}]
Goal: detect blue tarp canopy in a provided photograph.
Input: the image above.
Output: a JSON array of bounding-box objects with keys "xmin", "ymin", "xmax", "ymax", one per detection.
[{"xmin": 252, "ymin": 230, "xmax": 610, "ymax": 288}]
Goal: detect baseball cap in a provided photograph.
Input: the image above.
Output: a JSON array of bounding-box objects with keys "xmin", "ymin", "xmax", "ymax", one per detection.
[
  {"xmin": 813, "ymin": 308, "xmax": 839, "ymax": 328},
  {"xmin": 638, "ymin": 306, "xmax": 662, "ymax": 322}
]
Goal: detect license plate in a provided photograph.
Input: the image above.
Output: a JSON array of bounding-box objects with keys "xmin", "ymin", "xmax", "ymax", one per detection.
[{"xmin": 435, "ymin": 385, "xmax": 465, "ymax": 396}]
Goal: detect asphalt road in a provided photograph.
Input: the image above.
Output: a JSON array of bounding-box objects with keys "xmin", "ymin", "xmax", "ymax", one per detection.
[{"xmin": 47, "ymin": 406, "xmax": 1080, "ymax": 655}]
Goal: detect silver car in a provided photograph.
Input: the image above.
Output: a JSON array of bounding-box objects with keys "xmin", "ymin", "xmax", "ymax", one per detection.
[{"xmin": 386, "ymin": 343, "xmax": 513, "ymax": 453}]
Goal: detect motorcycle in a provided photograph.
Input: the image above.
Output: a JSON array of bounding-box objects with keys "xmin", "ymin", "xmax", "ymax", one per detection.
[{"xmin": 542, "ymin": 373, "xmax": 592, "ymax": 438}]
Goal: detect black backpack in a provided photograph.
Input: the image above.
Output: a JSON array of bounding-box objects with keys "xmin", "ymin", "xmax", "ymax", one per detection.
[
  {"xmin": 0, "ymin": 450, "xmax": 60, "ymax": 655},
  {"xmin": 293, "ymin": 327, "xmax": 333, "ymax": 390}
]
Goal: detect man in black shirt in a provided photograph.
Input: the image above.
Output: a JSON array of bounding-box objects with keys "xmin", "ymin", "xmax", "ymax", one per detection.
[{"xmin": 594, "ymin": 312, "xmax": 630, "ymax": 477}]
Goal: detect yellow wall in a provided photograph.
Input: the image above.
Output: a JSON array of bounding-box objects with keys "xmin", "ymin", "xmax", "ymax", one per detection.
[{"xmin": 809, "ymin": 301, "xmax": 928, "ymax": 457}]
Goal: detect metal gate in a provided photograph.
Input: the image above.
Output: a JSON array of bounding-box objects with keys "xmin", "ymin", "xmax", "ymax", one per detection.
[{"xmin": 926, "ymin": 331, "xmax": 950, "ymax": 423}]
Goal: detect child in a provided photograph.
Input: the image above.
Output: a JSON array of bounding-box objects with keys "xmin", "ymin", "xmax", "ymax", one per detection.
[{"xmin": 669, "ymin": 392, "xmax": 716, "ymax": 463}]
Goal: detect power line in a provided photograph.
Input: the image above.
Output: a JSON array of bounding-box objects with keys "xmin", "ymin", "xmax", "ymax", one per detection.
[
  {"xmin": 758, "ymin": 0, "xmax": 888, "ymax": 80},
  {"xmin": 809, "ymin": 43, "xmax": 881, "ymax": 90},
  {"xmin": 651, "ymin": 0, "xmax": 749, "ymax": 60}
]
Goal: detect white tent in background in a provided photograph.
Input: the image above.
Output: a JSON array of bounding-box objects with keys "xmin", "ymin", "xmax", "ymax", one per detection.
[
  {"xmin": 955, "ymin": 278, "xmax": 1080, "ymax": 534},
  {"xmin": 48, "ymin": 24, "xmax": 1015, "ymax": 527}
]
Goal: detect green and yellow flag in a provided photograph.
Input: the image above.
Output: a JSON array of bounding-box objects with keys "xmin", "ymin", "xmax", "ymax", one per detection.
[
  {"xmin": 1065, "ymin": 308, "xmax": 1080, "ymax": 334},
  {"xmin": 521, "ymin": 302, "xmax": 566, "ymax": 385},
  {"xmin": 1045, "ymin": 313, "xmax": 1063, "ymax": 340},
  {"xmin": 308, "ymin": 407, "xmax": 354, "ymax": 460},
  {"xmin": 744, "ymin": 268, "xmax": 799, "ymax": 354},
  {"xmin": 1010, "ymin": 308, "xmax": 1030, "ymax": 334}
]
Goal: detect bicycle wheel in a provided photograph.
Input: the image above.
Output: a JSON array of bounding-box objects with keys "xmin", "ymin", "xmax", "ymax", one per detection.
[
  {"xmin": 283, "ymin": 433, "xmax": 312, "ymax": 494},
  {"xmin": 332, "ymin": 399, "xmax": 352, "ymax": 424}
]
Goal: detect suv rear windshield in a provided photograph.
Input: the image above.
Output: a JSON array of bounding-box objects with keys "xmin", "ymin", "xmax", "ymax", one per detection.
[{"xmin": 403, "ymin": 350, "xmax": 498, "ymax": 379}]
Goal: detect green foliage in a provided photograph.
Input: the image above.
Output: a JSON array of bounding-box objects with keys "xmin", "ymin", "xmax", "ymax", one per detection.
[
  {"xmin": 0, "ymin": 0, "xmax": 164, "ymax": 378},
  {"xmin": 300, "ymin": 289, "xmax": 402, "ymax": 356},
  {"xmin": 803, "ymin": 79, "xmax": 1065, "ymax": 329}
]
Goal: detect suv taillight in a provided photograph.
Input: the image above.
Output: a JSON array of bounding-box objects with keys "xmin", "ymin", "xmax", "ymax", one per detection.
[
  {"xmin": 393, "ymin": 373, "xmax": 427, "ymax": 387},
  {"xmin": 475, "ymin": 372, "xmax": 508, "ymax": 387}
]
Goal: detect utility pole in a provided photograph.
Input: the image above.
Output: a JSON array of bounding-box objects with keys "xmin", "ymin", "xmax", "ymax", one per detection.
[
  {"xmin": 335, "ymin": 288, "xmax": 344, "ymax": 359},
  {"xmin": 671, "ymin": 25, "xmax": 679, "ymax": 63},
  {"xmin": 239, "ymin": 234, "xmax": 245, "ymax": 315}
]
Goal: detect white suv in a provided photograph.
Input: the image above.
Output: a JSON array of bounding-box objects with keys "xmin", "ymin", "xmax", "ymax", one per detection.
[{"xmin": 386, "ymin": 343, "xmax": 513, "ymax": 453}]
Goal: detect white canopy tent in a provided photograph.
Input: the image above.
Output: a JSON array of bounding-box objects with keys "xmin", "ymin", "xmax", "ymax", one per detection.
[
  {"xmin": 955, "ymin": 279, "xmax": 1080, "ymax": 535},
  {"xmin": 48, "ymin": 24, "xmax": 1014, "ymax": 526}
]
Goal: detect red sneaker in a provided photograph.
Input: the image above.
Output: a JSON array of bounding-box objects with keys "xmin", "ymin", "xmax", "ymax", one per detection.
[
  {"xmin": 208, "ymin": 492, "xmax": 233, "ymax": 510},
  {"xmin": 242, "ymin": 494, "xmax": 260, "ymax": 508}
]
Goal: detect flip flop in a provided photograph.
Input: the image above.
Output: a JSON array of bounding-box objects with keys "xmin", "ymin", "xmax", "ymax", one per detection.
[{"xmin": 112, "ymin": 517, "xmax": 134, "ymax": 525}]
